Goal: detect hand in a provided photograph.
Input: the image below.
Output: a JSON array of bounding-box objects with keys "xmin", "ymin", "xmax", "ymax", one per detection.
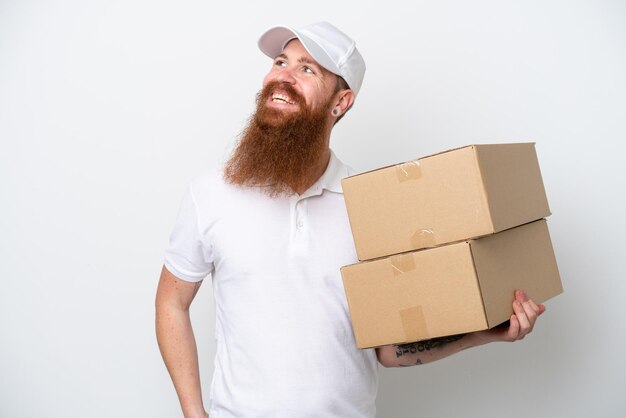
[{"xmin": 477, "ymin": 289, "xmax": 546, "ymax": 344}]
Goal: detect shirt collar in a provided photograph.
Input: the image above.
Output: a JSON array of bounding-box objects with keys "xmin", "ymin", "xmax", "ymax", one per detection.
[{"xmin": 302, "ymin": 149, "xmax": 349, "ymax": 198}]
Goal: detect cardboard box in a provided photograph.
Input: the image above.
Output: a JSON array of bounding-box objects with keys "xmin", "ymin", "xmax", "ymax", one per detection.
[
  {"xmin": 340, "ymin": 219, "xmax": 563, "ymax": 349},
  {"xmin": 342, "ymin": 143, "xmax": 551, "ymax": 261}
]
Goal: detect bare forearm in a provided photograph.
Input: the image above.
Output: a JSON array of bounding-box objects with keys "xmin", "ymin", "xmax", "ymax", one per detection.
[
  {"xmin": 376, "ymin": 290, "xmax": 546, "ymax": 368},
  {"xmin": 156, "ymin": 303, "xmax": 206, "ymax": 417},
  {"xmin": 377, "ymin": 332, "xmax": 489, "ymax": 367}
]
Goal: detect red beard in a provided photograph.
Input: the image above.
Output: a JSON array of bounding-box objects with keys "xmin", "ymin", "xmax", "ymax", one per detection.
[{"xmin": 223, "ymin": 81, "xmax": 332, "ymax": 197}]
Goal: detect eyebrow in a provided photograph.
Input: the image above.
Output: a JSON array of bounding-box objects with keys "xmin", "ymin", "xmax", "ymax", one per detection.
[
  {"xmin": 298, "ymin": 56, "xmax": 317, "ymax": 66},
  {"xmin": 275, "ymin": 53, "xmax": 321, "ymax": 69}
]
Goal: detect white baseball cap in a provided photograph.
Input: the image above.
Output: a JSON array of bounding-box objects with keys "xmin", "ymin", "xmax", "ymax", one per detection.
[{"xmin": 258, "ymin": 21, "xmax": 366, "ymax": 97}]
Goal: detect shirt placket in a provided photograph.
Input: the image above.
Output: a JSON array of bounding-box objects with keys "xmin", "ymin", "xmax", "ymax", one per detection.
[{"xmin": 289, "ymin": 194, "xmax": 310, "ymax": 256}]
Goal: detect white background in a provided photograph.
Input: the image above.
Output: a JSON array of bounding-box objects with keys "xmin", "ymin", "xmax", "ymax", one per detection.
[{"xmin": 1, "ymin": 1, "xmax": 625, "ymax": 417}]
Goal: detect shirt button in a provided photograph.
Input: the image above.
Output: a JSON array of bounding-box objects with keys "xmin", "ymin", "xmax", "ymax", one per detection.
[{"xmin": 297, "ymin": 220, "xmax": 304, "ymax": 228}]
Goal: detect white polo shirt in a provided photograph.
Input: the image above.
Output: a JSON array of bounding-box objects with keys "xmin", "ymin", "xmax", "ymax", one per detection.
[{"xmin": 164, "ymin": 150, "xmax": 379, "ymax": 418}]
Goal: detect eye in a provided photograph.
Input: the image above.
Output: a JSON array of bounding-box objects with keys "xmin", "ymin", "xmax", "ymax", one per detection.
[
  {"xmin": 303, "ymin": 66, "xmax": 315, "ymax": 74},
  {"xmin": 274, "ymin": 59, "xmax": 287, "ymax": 67}
]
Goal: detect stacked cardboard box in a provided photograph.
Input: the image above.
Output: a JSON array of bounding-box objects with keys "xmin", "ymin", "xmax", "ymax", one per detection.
[{"xmin": 340, "ymin": 143, "xmax": 563, "ymax": 349}]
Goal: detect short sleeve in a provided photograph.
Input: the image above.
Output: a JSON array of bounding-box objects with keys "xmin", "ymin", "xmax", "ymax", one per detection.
[{"xmin": 164, "ymin": 183, "xmax": 214, "ymax": 282}]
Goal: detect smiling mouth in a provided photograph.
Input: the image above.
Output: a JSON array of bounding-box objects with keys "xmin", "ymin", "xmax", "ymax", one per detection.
[{"xmin": 271, "ymin": 93, "xmax": 296, "ymax": 105}]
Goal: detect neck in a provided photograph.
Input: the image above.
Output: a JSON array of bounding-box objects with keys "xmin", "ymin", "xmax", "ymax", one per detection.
[{"xmin": 294, "ymin": 146, "xmax": 331, "ymax": 195}]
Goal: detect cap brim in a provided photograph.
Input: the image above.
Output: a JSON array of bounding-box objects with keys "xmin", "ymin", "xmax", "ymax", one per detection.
[
  {"xmin": 257, "ymin": 25, "xmax": 342, "ymax": 78},
  {"xmin": 258, "ymin": 26, "xmax": 299, "ymax": 60}
]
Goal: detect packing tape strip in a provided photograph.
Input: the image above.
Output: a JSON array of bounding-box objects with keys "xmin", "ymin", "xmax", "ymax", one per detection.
[
  {"xmin": 410, "ymin": 228, "xmax": 436, "ymax": 249},
  {"xmin": 395, "ymin": 161, "xmax": 422, "ymax": 182},
  {"xmin": 400, "ymin": 306, "xmax": 428, "ymax": 342},
  {"xmin": 389, "ymin": 253, "xmax": 416, "ymax": 277}
]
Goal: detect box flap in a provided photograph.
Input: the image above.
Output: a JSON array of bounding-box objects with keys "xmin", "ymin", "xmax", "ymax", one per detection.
[{"xmin": 342, "ymin": 144, "xmax": 475, "ymax": 181}]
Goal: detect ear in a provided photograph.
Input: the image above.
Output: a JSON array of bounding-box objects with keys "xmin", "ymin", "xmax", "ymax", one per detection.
[{"xmin": 332, "ymin": 89, "xmax": 355, "ymax": 117}]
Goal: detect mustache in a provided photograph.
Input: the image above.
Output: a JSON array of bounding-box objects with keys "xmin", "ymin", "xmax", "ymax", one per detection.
[{"xmin": 258, "ymin": 80, "xmax": 305, "ymax": 105}]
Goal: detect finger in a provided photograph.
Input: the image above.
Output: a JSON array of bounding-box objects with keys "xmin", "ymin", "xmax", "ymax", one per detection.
[
  {"xmin": 507, "ymin": 314, "xmax": 520, "ymax": 341},
  {"xmin": 513, "ymin": 300, "xmax": 531, "ymax": 337},
  {"xmin": 516, "ymin": 291, "xmax": 538, "ymax": 333},
  {"xmin": 528, "ymin": 299, "xmax": 546, "ymax": 316},
  {"xmin": 515, "ymin": 289, "xmax": 528, "ymax": 303},
  {"xmin": 522, "ymin": 299, "xmax": 538, "ymax": 321},
  {"xmin": 521, "ymin": 300, "xmax": 538, "ymax": 332}
]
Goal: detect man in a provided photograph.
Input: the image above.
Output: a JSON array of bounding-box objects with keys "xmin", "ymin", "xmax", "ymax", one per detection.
[{"xmin": 155, "ymin": 22, "xmax": 545, "ymax": 418}]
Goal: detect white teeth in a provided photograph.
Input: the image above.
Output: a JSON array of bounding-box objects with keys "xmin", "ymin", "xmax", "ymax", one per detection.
[{"xmin": 272, "ymin": 93, "xmax": 295, "ymax": 104}]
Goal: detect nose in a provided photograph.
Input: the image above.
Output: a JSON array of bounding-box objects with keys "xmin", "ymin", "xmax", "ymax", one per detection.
[{"xmin": 274, "ymin": 67, "xmax": 296, "ymax": 84}]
